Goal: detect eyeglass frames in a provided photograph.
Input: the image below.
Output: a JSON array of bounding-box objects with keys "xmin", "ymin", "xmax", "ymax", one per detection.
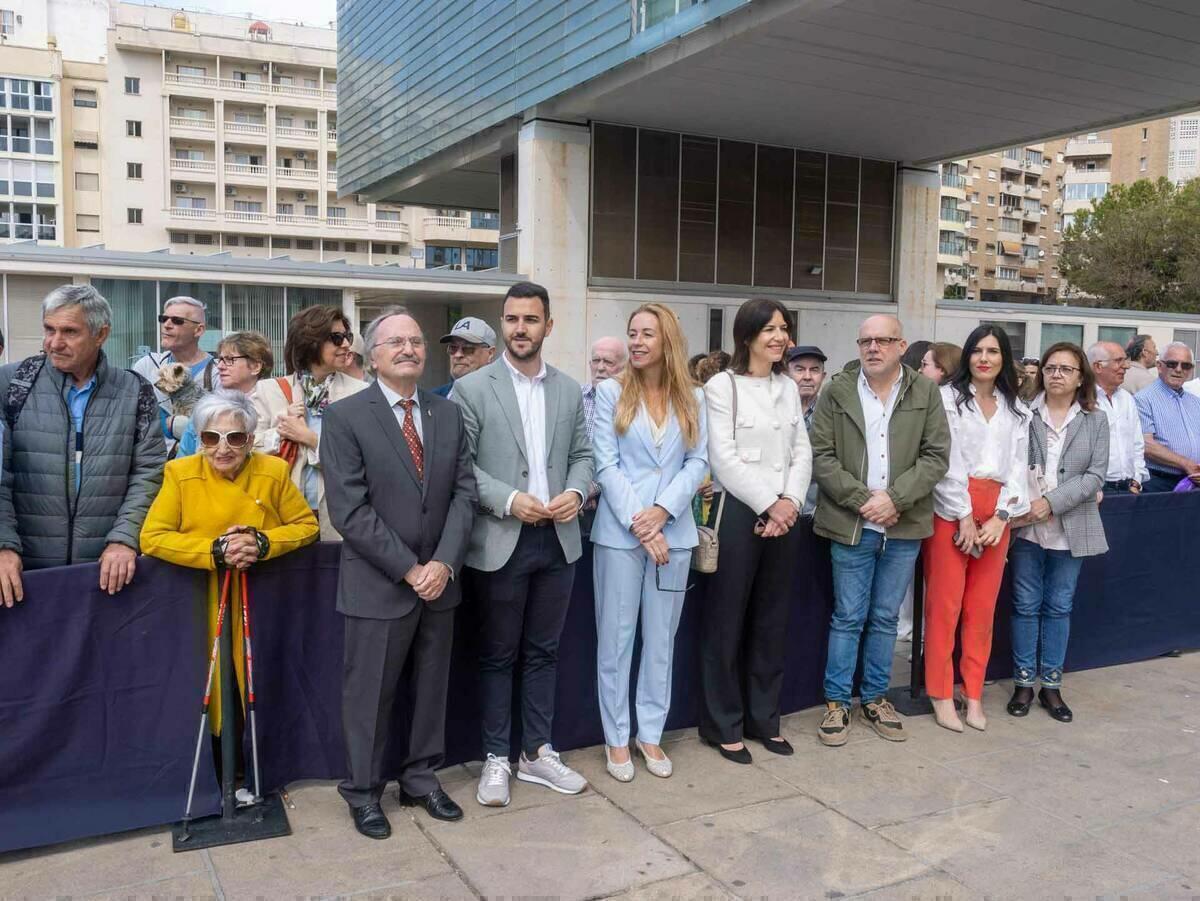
[
  {"xmin": 214, "ymin": 355, "xmax": 249, "ymax": 367},
  {"xmin": 372, "ymin": 336, "xmax": 426, "ymax": 351},
  {"xmin": 1161, "ymin": 359, "xmax": 1196, "ymax": 372},
  {"xmin": 157, "ymin": 314, "xmax": 203, "ymax": 327},
  {"xmin": 199, "ymin": 429, "xmax": 250, "ymax": 449},
  {"xmin": 329, "ymin": 330, "xmax": 354, "ymax": 347},
  {"xmin": 856, "ymin": 336, "xmax": 902, "ymax": 348}
]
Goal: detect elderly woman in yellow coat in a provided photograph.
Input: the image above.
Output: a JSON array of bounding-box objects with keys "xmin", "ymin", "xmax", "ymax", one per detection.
[{"xmin": 141, "ymin": 389, "xmax": 320, "ymax": 737}]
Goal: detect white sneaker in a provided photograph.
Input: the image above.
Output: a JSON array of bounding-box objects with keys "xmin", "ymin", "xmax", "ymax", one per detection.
[
  {"xmin": 476, "ymin": 753, "xmax": 512, "ymax": 807},
  {"xmin": 517, "ymin": 744, "xmax": 588, "ymax": 795}
]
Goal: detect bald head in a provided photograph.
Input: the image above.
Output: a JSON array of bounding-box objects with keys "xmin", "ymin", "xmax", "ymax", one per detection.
[
  {"xmin": 590, "ymin": 336, "xmax": 627, "ymax": 384},
  {"xmin": 857, "ymin": 315, "xmax": 906, "ymax": 382}
]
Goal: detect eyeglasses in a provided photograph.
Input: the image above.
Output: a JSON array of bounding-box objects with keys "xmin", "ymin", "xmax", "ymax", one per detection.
[
  {"xmin": 1043, "ymin": 364, "xmax": 1080, "ymax": 376},
  {"xmin": 655, "ymin": 565, "xmax": 693, "ymax": 594},
  {"xmin": 856, "ymin": 337, "xmax": 902, "ymax": 348},
  {"xmin": 199, "ymin": 430, "xmax": 250, "ymax": 449},
  {"xmin": 373, "ymin": 336, "xmax": 426, "ymax": 351},
  {"xmin": 158, "ymin": 314, "xmax": 203, "ymax": 327},
  {"xmin": 446, "ymin": 342, "xmax": 480, "ymax": 357},
  {"xmin": 1097, "ymin": 356, "xmax": 1129, "ymax": 366},
  {"xmin": 215, "ymin": 355, "xmax": 248, "ymax": 367},
  {"xmin": 1162, "ymin": 359, "xmax": 1196, "ymax": 371},
  {"xmin": 329, "ymin": 330, "xmax": 354, "ymax": 347}
]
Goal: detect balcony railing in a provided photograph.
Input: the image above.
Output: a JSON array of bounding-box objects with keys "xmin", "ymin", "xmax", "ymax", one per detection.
[
  {"xmin": 938, "ymin": 241, "xmax": 965, "ymax": 256},
  {"xmin": 1023, "ymin": 208, "xmax": 1041, "ymax": 221},
  {"xmin": 326, "ymin": 216, "xmax": 370, "ymax": 230},
  {"xmin": 327, "ymin": 129, "xmax": 337, "ymax": 142},
  {"xmin": 276, "ymin": 167, "xmax": 319, "ymax": 181},
  {"xmin": 276, "ymin": 214, "xmax": 323, "ymax": 227},
  {"xmin": 327, "ymin": 169, "xmax": 337, "ymax": 182},
  {"xmin": 168, "ymin": 207, "xmax": 217, "ymax": 221},
  {"xmin": 226, "ymin": 121, "xmax": 267, "ymax": 137},
  {"xmin": 170, "ymin": 115, "xmax": 215, "ymax": 130},
  {"xmin": 219, "ymin": 78, "xmax": 271, "ymax": 96},
  {"xmin": 170, "ymin": 158, "xmax": 216, "ymax": 174},
  {"xmin": 277, "ymin": 126, "xmax": 319, "ymax": 140},
  {"xmin": 940, "ymin": 173, "xmax": 966, "ymax": 189},
  {"xmin": 939, "ymin": 209, "xmax": 968, "ymax": 223},
  {"xmin": 225, "ymin": 210, "xmax": 268, "ymax": 224},
  {"xmin": 165, "ymin": 73, "xmax": 220, "ymax": 90},
  {"xmin": 424, "ymin": 215, "xmax": 469, "ymax": 230},
  {"xmin": 225, "ymin": 163, "xmax": 268, "ymax": 178}
]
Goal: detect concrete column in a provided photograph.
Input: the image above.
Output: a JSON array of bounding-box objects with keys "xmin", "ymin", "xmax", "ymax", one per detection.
[
  {"xmin": 893, "ymin": 164, "xmax": 941, "ymax": 342},
  {"xmin": 341, "ymin": 287, "xmax": 358, "ymax": 330},
  {"xmin": 516, "ymin": 119, "xmax": 590, "ymax": 380}
]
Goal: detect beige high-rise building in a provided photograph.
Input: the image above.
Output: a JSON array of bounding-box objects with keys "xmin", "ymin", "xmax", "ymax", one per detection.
[{"xmin": 1, "ymin": 0, "xmax": 500, "ymax": 271}]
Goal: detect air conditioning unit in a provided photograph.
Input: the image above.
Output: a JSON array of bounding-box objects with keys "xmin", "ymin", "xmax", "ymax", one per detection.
[
  {"xmin": 225, "ymin": 186, "xmax": 237, "ymax": 196},
  {"xmin": 174, "ymin": 184, "xmax": 189, "ymax": 193},
  {"xmin": 296, "ymin": 151, "xmax": 306, "ymax": 159},
  {"xmin": 355, "ymin": 194, "xmax": 367, "ymax": 205},
  {"xmin": 296, "ymin": 191, "xmax": 307, "ymax": 201}
]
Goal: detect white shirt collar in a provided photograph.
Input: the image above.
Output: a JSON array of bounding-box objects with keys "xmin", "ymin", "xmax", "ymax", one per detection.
[
  {"xmin": 1032, "ymin": 392, "xmax": 1080, "ymax": 426},
  {"xmin": 858, "ymin": 367, "xmax": 902, "ymax": 400},
  {"xmin": 503, "ymin": 351, "xmax": 547, "ymax": 384},
  {"xmin": 378, "ymin": 380, "xmax": 419, "ymax": 411}
]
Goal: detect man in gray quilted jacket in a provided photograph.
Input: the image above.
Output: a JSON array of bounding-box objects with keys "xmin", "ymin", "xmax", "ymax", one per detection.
[{"xmin": 0, "ymin": 284, "xmax": 166, "ymax": 607}]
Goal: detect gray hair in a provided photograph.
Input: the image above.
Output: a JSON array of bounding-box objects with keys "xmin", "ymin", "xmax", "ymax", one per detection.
[
  {"xmin": 191, "ymin": 389, "xmax": 259, "ymax": 435},
  {"xmin": 163, "ymin": 295, "xmax": 207, "ymax": 320},
  {"xmin": 42, "ymin": 284, "xmax": 112, "ymax": 335},
  {"xmin": 362, "ymin": 305, "xmax": 420, "ymax": 372},
  {"xmin": 1161, "ymin": 341, "xmax": 1194, "ymax": 361},
  {"xmin": 1086, "ymin": 341, "xmax": 1118, "ymax": 364}
]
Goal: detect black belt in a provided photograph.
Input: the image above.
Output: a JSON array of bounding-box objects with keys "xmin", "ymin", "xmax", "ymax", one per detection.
[
  {"xmin": 527, "ymin": 519, "xmax": 553, "ymax": 528},
  {"xmin": 1148, "ymin": 468, "xmax": 1183, "ymax": 481},
  {"xmin": 1104, "ymin": 479, "xmax": 1134, "ymax": 491}
]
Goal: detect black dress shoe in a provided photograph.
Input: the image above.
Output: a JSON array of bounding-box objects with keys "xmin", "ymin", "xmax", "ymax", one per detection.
[
  {"xmin": 753, "ymin": 736, "xmax": 794, "ymax": 756},
  {"xmin": 1007, "ymin": 686, "xmax": 1034, "ymax": 717},
  {"xmin": 351, "ymin": 802, "xmax": 392, "ymax": 839},
  {"xmin": 1038, "ymin": 688, "xmax": 1073, "ymax": 723},
  {"xmin": 702, "ymin": 737, "xmax": 753, "ymax": 765},
  {"xmin": 398, "ymin": 787, "xmax": 464, "ymax": 822}
]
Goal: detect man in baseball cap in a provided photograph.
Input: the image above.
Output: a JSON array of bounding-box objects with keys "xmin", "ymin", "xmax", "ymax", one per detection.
[
  {"xmin": 786, "ymin": 345, "xmax": 827, "ymax": 516},
  {"xmin": 434, "ymin": 316, "xmax": 497, "ymax": 398}
]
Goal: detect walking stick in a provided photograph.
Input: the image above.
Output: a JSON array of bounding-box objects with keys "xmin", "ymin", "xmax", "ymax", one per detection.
[
  {"xmin": 180, "ymin": 568, "xmax": 234, "ymax": 837},
  {"xmin": 240, "ymin": 568, "xmax": 263, "ymax": 803}
]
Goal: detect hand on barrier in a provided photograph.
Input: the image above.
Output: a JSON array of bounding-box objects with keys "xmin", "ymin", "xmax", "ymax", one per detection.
[
  {"xmin": 98, "ymin": 543, "xmax": 137, "ymax": 595},
  {"xmin": 0, "ymin": 549, "xmax": 24, "ymax": 607}
]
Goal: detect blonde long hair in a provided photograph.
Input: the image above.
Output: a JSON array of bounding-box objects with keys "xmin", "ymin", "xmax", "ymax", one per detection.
[{"xmin": 614, "ymin": 304, "xmax": 700, "ymax": 448}]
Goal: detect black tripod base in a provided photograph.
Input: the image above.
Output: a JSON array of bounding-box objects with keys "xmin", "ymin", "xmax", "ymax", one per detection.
[
  {"xmin": 885, "ymin": 684, "xmax": 933, "ymax": 717},
  {"xmin": 172, "ymin": 792, "xmax": 291, "ymax": 852}
]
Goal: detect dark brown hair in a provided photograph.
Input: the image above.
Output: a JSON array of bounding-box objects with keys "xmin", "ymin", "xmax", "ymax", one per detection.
[
  {"xmin": 730, "ymin": 298, "xmax": 791, "ymax": 376},
  {"xmin": 930, "ymin": 342, "xmax": 962, "ymax": 384},
  {"xmin": 218, "ymin": 330, "xmax": 274, "ymax": 379},
  {"xmin": 283, "ymin": 306, "xmax": 351, "ymax": 375},
  {"xmin": 1036, "ymin": 342, "xmax": 1097, "ymax": 412}
]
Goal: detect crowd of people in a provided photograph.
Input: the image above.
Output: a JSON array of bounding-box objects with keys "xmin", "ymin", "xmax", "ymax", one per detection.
[{"xmin": 1, "ymin": 282, "xmax": 1197, "ymax": 841}]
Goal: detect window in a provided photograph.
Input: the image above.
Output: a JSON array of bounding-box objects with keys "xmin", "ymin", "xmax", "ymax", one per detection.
[
  {"xmin": 1063, "ymin": 183, "xmax": 1109, "ymax": 201},
  {"xmin": 77, "ymin": 214, "xmax": 100, "ymax": 232},
  {"xmin": 1099, "ymin": 326, "xmax": 1137, "ymax": 347},
  {"xmin": 1180, "ymin": 149, "xmax": 1197, "ymax": 167},
  {"xmin": 126, "ymin": 120, "xmax": 142, "ymax": 137},
  {"xmin": 75, "ymin": 172, "xmax": 99, "ymax": 191},
  {"xmin": 1140, "ymin": 157, "xmax": 1148, "ymax": 172},
  {"xmin": 0, "ymin": 9, "xmax": 14, "ymax": 35},
  {"xmin": 124, "ymin": 77, "xmax": 140, "ymax": 95},
  {"xmin": 127, "ymin": 162, "xmax": 142, "ymax": 179},
  {"xmin": 73, "ymin": 88, "xmax": 98, "ymax": 108},
  {"xmin": 243, "ymin": 236, "xmax": 264, "ymax": 247},
  {"xmin": 343, "ymin": 241, "xmax": 358, "ymax": 253},
  {"xmin": 1041, "ymin": 323, "xmax": 1084, "ymax": 352},
  {"xmin": 981, "ymin": 320, "xmax": 1027, "ymax": 357},
  {"xmin": 10, "ymin": 79, "xmax": 29, "ymax": 109},
  {"xmin": 33, "ymin": 81, "xmax": 52, "ymax": 112},
  {"xmin": 277, "ymin": 202, "xmax": 293, "ymax": 215},
  {"xmin": 987, "ymin": 169, "xmax": 997, "ymax": 180},
  {"xmin": 170, "ymin": 232, "xmax": 190, "ymax": 244},
  {"xmin": 425, "ymin": 245, "xmax": 462, "ymax": 269},
  {"xmin": 1173, "ymin": 329, "xmax": 1200, "ymax": 359},
  {"xmin": 226, "ymin": 236, "xmax": 240, "ymax": 246},
  {"xmin": 986, "ymin": 195, "xmax": 995, "ymax": 206},
  {"xmin": 996, "ymin": 266, "xmax": 1019, "ymax": 281},
  {"xmin": 32, "ymin": 119, "xmax": 52, "ymax": 154},
  {"xmin": 1142, "ymin": 127, "xmax": 1149, "ymax": 141},
  {"xmin": 1180, "ymin": 119, "xmax": 1199, "ymax": 139},
  {"xmin": 466, "ymin": 247, "xmax": 498, "ymax": 270},
  {"xmin": 274, "ymin": 238, "xmax": 291, "ymax": 249},
  {"xmin": 12, "ymin": 161, "xmax": 32, "ymax": 195},
  {"xmin": 708, "ymin": 307, "xmax": 724, "ymax": 351},
  {"xmin": 194, "ymin": 234, "xmax": 213, "ymax": 245},
  {"xmin": 177, "ymin": 65, "xmax": 206, "ymax": 78},
  {"xmin": 296, "ymin": 239, "xmax": 314, "ymax": 250},
  {"xmin": 127, "ymin": 207, "xmax": 143, "ymax": 224}
]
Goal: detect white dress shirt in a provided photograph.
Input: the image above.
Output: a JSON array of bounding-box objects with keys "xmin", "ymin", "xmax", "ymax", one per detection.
[
  {"xmin": 933, "ymin": 383, "xmax": 1031, "ymax": 522},
  {"xmin": 857, "ymin": 370, "xmax": 901, "ymax": 533},
  {"xmin": 501, "ymin": 352, "xmax": 551, "ymax": 512},
  {"xmin": 1024, "ymin": 396, "xmax": 1079, "ymax": 551},
  {"xmin": 1185, "ymin": 379, "xmax": 1200, "ymax": 399},
  {"xmin": 1096, "ymin": 385, "xmax": 1149, "ymax": 483},
  {"xmin": 377, "ymin": 380, "xmax": 424, "ymax": 442}
]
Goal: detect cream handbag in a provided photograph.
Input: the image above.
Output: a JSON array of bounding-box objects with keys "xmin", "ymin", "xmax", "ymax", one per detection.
[{"xmin": 691, "ymin": 371, "xmax": 738, "ymax": 573}]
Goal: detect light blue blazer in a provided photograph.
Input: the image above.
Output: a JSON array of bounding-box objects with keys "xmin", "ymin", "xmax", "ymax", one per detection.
[{"xmin": 591, "ymin": 378, "xmax": 709, "ymax": 551}]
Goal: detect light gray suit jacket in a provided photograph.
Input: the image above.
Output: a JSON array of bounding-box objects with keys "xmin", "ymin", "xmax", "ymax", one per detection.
[
  {"xmin": 1026, "ymin": 407, "xmax": 1109, "ymax": 558},
  {"xmin": 452, "ymin": 357, "xmax": 595, "ymax": 571}
]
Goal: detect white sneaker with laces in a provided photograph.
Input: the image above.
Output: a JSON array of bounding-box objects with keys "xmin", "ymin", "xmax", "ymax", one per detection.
[
  {"xmin": 517, "ymin": 744, "xmax": 587, "ymax": 795},
  {"xmin": 476, "ymin": 753, "xmax": 512, "ymax": 807}
]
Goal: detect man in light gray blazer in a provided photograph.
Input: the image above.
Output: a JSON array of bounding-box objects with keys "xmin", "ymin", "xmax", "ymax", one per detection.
[{"xmin": 452, "ymin": 281, "xmax": 594, "ymax": 808}]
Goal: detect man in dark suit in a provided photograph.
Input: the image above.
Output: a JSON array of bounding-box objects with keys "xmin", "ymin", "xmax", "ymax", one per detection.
[{"xmin": 321, "ymin": 305, "xmax": 477, "ymax": 839}]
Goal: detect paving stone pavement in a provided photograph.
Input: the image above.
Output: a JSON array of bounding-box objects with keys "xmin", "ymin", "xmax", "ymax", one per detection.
[{"xmin": 3, "ymin": 654, "xmax": 1199, "ymax": 900}]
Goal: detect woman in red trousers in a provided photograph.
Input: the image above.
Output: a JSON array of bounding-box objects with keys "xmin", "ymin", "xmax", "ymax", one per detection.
[{"xmin": 925, "ymin": 325, "xmax": 1030, "ymax": 732}]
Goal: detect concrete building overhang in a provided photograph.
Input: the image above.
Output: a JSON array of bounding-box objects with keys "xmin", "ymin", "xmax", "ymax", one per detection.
[{"xmin": 376, "ymin": 0, "xmax": 1200, "ymax": 206}]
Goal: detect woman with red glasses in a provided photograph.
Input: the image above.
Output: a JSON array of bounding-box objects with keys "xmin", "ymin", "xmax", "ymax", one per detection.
[
  {"xmin": 253, "ymin": 306, "xmax": 367, "ymax": 538},
  {"xmin": 142, "ymin": 389, "xmax": 319, "ymax": 752}
]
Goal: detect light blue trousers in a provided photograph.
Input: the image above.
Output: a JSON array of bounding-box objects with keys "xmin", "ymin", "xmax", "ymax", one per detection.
[{"xmin": 593, "ymin": 545, "xmax": 690, "ymax": 747}]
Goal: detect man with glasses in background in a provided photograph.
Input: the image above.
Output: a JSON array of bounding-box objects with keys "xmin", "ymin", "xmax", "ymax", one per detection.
[
  {"xmin": 1135, "ymin": 342, "xmax": 1200, "ymax": 492},
  {"xmin": 433, "ymin": 317, "xmax": 496, "ymax": 399},
  {"xmin": 132, "ymin": 295, "xmax": 216, "ymax": 455},
  {"xmin": 1088, "ymin": 341, "xmax": 1148, "ymax": 495},
  {"xmin": 580, "ymin": 337, "xmax": 627, "ymax": 536}
]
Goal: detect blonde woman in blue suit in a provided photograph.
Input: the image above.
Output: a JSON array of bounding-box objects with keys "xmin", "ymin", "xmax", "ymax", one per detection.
[{"xmin": 592, "ymin": 303, "xmax": 708, "ymax": 783}]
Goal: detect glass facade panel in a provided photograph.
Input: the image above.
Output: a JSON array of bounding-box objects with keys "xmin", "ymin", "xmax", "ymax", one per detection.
[
  {"xmin": 708, "ymin": 307, "xmax": 724, "ymax": 352},
  {"xmin": 857, "ymin": 158, "xmax": 895, "ymax": 294},
  {"xmin": 716, "ymin": 140, "xmax": 754, "ymax": 285},
  {"xmin": 753, "ymin": 145, "xmax": 793, "ymax": 288},
  {"xmin": 227, "ymin": 284, "xmax": 288, "ymax": 375},
  {"xmin": 678, "ymin": 135, "xmax": 717, "ymax": 284},
  {"xmin": 92, "ymin": 278, "xmax": 157, "ymax": 368},
  {"xmin": 981, "ymin": 320, "xmax": 1028, "ymax": 358},
  {"xmin": 160, "ymin": 281, "xmax": 222, "ymax": 336},
  {"xmin": 824, "ymin": 155, "xmax": 859, "ymax": 292},
  {"xmin": 591, "ymin": 124, "xmax": 637, "ymax": 278},
  {"xmin": 636, "ymin": 129, "xmax": 680, "ymax": 281},
  {"xmin": 792, "ymin": 151, "xmax": 825, "ymax": 289},
  {"xmin": 1041, "ymin": 322, "xmax": 1084, "ymax": 353},
  {"xmin": 1098, "ymin": 325, "xmax": 1136, "ymax": 347}
]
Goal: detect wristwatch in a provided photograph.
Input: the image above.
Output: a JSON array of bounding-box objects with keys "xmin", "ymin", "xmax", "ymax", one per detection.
[{"xmin": 994, "ymin": 509, "xmax": 1011, "ymax": 522}]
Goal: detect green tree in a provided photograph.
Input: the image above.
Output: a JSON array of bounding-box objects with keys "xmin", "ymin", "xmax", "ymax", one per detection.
[{"xmin": 1060, "ymin": 178, "xmax": 1200, "ymax": 313}]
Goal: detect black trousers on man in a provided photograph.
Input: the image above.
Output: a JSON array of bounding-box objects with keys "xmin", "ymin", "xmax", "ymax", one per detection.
[
  {"xmin": 699, "ymin": 493, "xmax": 802, "ymax": 746},
  {"xmin": 337, "ymin": 604, "xmax": 454, "ymax": 808},
  {"xmin": 472, "ymin": 523, "xmax": 576, "ymax": 760}
]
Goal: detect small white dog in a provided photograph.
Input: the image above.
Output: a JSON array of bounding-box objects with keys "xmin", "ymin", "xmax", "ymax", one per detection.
[{"xmin": 155, "ymin": 362, "xmax": 206, "ymax": 417}]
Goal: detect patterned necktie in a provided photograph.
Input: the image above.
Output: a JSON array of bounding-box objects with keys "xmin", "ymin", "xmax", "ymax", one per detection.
[{"xmin": 397, "ymin": 398, "xmax": 424, "ymax": 481}]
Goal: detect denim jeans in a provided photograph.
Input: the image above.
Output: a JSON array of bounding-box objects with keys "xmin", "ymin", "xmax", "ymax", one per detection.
[
  {"xmin": 824, "ymin": 531, "xmax": 921, "ymax": 704},
  {"xmin": 1009, "ymin": 537, "xmax": 1084, "ymax": 689}
]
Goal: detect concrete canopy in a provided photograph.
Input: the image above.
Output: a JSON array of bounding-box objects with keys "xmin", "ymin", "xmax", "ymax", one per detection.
[{"xmin": 379, "ymin": 0, "xmax": 1200, "ymax": 206}]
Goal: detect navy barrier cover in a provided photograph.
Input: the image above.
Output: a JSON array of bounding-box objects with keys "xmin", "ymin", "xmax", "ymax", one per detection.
[{"xmin": 1, "ymin": 493, "xmax": 1198, "ymax": 853}]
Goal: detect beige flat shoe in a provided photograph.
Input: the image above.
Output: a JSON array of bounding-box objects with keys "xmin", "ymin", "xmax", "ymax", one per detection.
[
  {"xmin": 635, "ymin": 740, "xmax": 673, "ymax": 778},
  {"xmin": 605, "ymin": 745, "xmax": 634, "ymax": 783}
]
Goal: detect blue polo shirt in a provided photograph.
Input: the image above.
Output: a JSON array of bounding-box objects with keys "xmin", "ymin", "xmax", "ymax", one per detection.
[
  {"xmin": 1135, "ymin": 378, "xmax": 1200, "ymax": 475},
  {"xmin": 66, "ymin": 375, "xmax": 97, "ymax": 491}
]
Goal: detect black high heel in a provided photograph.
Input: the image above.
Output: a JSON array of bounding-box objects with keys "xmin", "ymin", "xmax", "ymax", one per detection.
[{"xmin": 702, "ymin": 737, "xmax": 753, "ymax": 765}]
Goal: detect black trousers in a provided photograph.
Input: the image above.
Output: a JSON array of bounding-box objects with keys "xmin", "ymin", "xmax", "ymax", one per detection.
[
  {"xmin": 699, "ymin": 493, "xmax": 801, "ymax": 745},
  {"xmin": 337, "ymin": 604, "xmax": 454, "ymax": 808},
  {"xmin": 471, "ymin": 524, "xmax": 576, "ymax": 759},
  {"xmin": 1144, "ymin": 470, "xmax": 1183, "ymax": 493}
]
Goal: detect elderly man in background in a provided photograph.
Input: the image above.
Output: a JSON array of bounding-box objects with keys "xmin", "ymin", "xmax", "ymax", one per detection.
[
  {"xmin": 1123, "ymin": 334, "xmax": 1159, "ymax": 395},
  {"xmin": 1135, "ymin": 342, "xmax": 1200, "ymax": 492},
  {"xmin": 580, "ymin": 336, "xmax": 628, "ymax": 536},
  {"xmin": 1088, "ymin": 341, "xmax": 1148, "ymax": 495},
  {"xmin": 433, "ymin": 317, "xmax": 496, "ymax": 399},
  {"xmin": 0, "ymin": 285, "xmax": 166, "ymax": 607},
  {"xmin": 132, "ymin": 295, "xmax": 216, "ymax": 454},
  {"xmin": 787, "ymin": 345, "xmax": 827, "ymax": 516}
]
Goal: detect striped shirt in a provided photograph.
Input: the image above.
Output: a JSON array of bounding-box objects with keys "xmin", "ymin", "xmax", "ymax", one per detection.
[
  {"xmin": 582, "ymin": 383, "xmax": 598, "ymax": 443},
  {"xmin": 1135, "ymin": 379, "xmax": 1200, "ymax": 475}
]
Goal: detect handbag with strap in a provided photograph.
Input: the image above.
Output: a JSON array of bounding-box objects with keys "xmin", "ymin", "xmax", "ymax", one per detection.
[
  {"xmin": 273, "ymin": 377, "xmax": 301, "ymax": 468},
  {"xmin": 691, "ymin": 370, "xmax": 739, "ymax": 573}
]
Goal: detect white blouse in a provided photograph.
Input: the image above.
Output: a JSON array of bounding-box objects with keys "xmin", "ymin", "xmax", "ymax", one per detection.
[
  {"xmin": 933, "ymin": 383, "xmax": 1031, "ymax": 522},
  {"xmin": 1021, "ymin": 395, "xmax": 1078, "ymax": 551}
]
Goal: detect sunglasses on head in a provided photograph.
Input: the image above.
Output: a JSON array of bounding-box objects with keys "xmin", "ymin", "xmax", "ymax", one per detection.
[
  {"xmin": 1162, "ymin": 360, "xmax": 1196, "ymax": 372},
  {"xmin": 199, "ymin": 429, "xmax": 250, "ymax": 449},
  {"xmin": 158, "ymin": 314, "xmax": 203, "ymax": 327},
  {"xmin": 329, "ymin": 330, "xmax": 354, "ymax": 347}
]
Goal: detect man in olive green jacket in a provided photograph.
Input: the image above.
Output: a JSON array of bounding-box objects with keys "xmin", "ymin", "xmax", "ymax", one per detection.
[{"xmin": 809, "ymin": 315, "xmax": 950, "ymax": 748}]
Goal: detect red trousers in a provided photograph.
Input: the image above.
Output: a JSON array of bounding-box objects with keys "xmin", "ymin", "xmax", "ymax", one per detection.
[{"xmin": 923, "ymin": 478, "xmax": 1010, "ymax": 701}]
